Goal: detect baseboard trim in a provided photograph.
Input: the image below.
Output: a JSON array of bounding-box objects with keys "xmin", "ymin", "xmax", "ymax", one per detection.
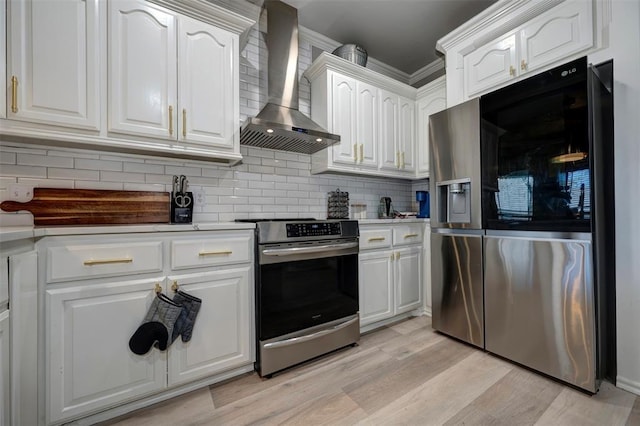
[{"xmin": 616, "ymin": 375, "xmax": 640, "ymax": 396}]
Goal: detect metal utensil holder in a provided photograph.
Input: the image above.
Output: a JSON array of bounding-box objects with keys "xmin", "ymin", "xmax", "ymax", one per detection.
[{"xmin": 327, "ymin": 188, "xmax": 349, "ymax": 219}]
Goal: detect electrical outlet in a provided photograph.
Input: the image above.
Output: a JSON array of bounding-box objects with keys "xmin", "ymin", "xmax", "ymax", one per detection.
[
  {"xmin": 7, "ymin": 184, "xmax": 34, "ymax": 202},
  {"xmin": 193, "ymin": 189, "xmax": 206, "ymax": 207}
]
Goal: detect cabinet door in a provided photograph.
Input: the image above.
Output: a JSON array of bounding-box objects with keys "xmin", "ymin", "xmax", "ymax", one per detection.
[
  {"xmin": 178, "ymin": 15, "xmax": 236, "ymax": 150},
  {"xmin": 46, "ymin": 278, "xmax": 166, "ymax": 424},
  {"xmin": 1, "ymin": 0, "xmax": 6, "ymax": 119},
  {"xmin": 167, "ymin": 267, "xmax": 253, "ymax": 386},
  {"xmin": 330, "ymin": 72, "xmax": 358, "ymax": 165},
  {"xmin": 465, "ymin": 33, "xmax": 517, "ymax": 97},
  {"xmin": 519, "ymin": 0, "xmax": 593, "ymax": 73},
  {"xmin": 109, "ymin": 0, "xmax": 177, "ymax": 139},
  {"xmin": 8, "ymin": 0, "xmax": 100, "ymax": 129},
  {"xmin": 358, "ymin": 250, "xmax": 394, "ymax": 326},
  {"xmin": 395, "ymin": 246, "xmax": 422, "ymax": 314},
  {"xmin": 0, "ymin": 310, "xmax": 8, "ymax": 426},
  {"xmin": 378, "ymin": 89, "xmax": 399, "ymax": 172},
  {"xmin": 398, "ymin": 96, "xmax": 416, "ymax": 173},
  {"xmin": 416, "ymin": 80, "xmax": 446, "ymax": 176},
  {"xmin": 355, "ymin": 81, "xmax": 379, "ymax": 168}
]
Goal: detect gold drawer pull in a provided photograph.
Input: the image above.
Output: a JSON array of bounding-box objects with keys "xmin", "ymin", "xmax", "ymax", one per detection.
[
  {"xmin": 368, "ymin": 237, "xmax": 386, "ymax": 242},
  {"xmin": 509, "ymin": 65, "xmax": 516, "ymax": 77},
  {"xmin": 353, "ymin": 144, "xmax": 358, "ymax": 161},
  {"xmin": 404, "ymin": 233, "xmax": 419, "ymax": 238},
  {"xmin": 199, "ymin": 250, "xmax": 232, "ymax": 256},
  {"xmin": 11, "ymin": 76, "xmax": 18, "ymax": 113},
  {"xmin": 359, "ymin": 144, "xmax": 364, "ymax": 162},
  {"xmin": 84, "ymin": 257, "xmax": 133, "ymax": 266},
  {"xmin": 182, "ymin": 108, "xmax": 187, "ymax": 138},
  {"xmin": 169, "ymin": 105, "xmax": 174, "ymax": 135}
]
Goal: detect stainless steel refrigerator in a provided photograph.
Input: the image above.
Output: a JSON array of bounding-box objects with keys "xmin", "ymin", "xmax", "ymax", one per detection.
[
  {"xmin": 429, "ymin": 98, "xmax": 485, "ymax": 349},
  {"xmin": 429, "ymin": 57, "xmax": 615, "ymax": 393}
]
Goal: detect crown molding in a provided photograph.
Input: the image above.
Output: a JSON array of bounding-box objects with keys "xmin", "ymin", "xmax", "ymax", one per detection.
[
  {"xmin": 149, "ymin": 0, "xmax": 257, "ymax": 34},
  {"xmin": 409, "ymin": 58, "xmax": 445, "ymax": 86},
  {"xmin": 436, "ymin": 0, "xmax": 563, "ymax": 53}
]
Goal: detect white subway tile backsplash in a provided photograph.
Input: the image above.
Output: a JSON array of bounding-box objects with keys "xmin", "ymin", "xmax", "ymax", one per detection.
[
  {"xmin": 18, "ymin": 178, "xmax": 73, "ymax": 189},
  {"xmin": 123, "ymin": 162, "xmax": 164, "ymax": 174},
  {"xmin": 16, "ymin": 153, "xmax": 73, "ymax": 168},
  {"xmin": 123, "ymin": 183, "xmax": 166, "ymax": 192},
  {"xmin": 0, "ymin": 164, "xmax": 46, "ymax": 178},
  {"xmin": 99, "ymin": 170, "xmax": 145, "ymax": 183},
  {"xmin": 0, "ymin": 151, "xmax": 16, "ymax": 164},
  {"xmin": 75, "ymin": 180, "xmax": 124, "ymax": 190},
  {"xmin": 48, "ymin": 167, "xmax": 99, "ymax": 180},
  {"xmin": 76, "ymin": 158, "xmax": 123, "ymax": 172}
]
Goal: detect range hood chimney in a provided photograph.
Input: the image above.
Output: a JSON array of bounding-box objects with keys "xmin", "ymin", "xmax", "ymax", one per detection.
[{"xmin": 240, "ymin": 0, "xmax": 340, "ymax": 154}]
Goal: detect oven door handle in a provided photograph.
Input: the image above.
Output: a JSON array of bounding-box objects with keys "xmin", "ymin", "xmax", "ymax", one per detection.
[
  {"xmin": 262, "ymin": 316, "xmax": 359, "ymax": 349},
  {"xmin": 262, "ymin": 241, "xmax": 359, "ymax": 256}
]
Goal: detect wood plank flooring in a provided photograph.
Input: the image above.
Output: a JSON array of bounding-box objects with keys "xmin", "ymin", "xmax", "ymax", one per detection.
[{"xmin": 102, "ymin": 316, "xmax": 639, "ymax": 426}]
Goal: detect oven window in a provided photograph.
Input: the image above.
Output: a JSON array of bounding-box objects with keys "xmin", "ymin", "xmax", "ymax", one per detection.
[
  {"xmin": 259, "ymin": 254, "xmax": 358, "ymax": 341},
  {"xmin": 481, "ymin": 80, "xmax": 591, "ymax": 232}
]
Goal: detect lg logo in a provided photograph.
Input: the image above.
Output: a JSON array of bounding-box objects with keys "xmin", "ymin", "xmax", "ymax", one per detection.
[{"xmin": 561, "ymin": 67, "xmax": 577, "ymax": 77}]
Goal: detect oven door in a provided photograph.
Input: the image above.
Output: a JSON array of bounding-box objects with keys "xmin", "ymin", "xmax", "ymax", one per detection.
[{"xmin": 257, "ymin": 239, "xmax": 359, "ymax": 341}]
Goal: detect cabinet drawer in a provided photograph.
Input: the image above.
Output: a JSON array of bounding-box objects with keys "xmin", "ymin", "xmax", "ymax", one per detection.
[
  {"xmin": 359, "ymin": 228, "xmax": 392, "ymax": 250},
  {"xmin": 392, "ymin": 224, "xmax": 424, "ymax": 246},
  {"xmin": 46, "ymin": 241, "xmax": 163, "ymax": 283},
  {"xmin": 171, "ymin": 233, "xmax": 252, "ymax": 270}
]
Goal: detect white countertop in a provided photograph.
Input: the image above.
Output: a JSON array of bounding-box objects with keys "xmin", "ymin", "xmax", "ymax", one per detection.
[
  {"xmin": 1, "ymin": 218, "xmax": 431, "ymax": 241},
  {"xmin": 1, "ymin": 222, "xmax": 256, "ymax": 240},
  {"xmin": 358, "ymin": 218, "xmax": 430, "ymax": 224}
]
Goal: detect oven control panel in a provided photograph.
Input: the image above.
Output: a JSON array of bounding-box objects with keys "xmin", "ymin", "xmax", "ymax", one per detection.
[{"xmin": 286, "ymin": 222, "xmax": 342, "ymax": 238}]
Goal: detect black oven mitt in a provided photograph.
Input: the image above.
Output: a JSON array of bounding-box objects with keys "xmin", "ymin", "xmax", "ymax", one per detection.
[
  {"xmin": 171, "ymin": 290, "xmax": 202, "ymax": 344},
  {"xmin": 129, "ymin": 293, "xmax": 183, "ymax": 355}
]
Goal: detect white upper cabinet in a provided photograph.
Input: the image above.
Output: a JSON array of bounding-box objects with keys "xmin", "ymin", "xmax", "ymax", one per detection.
[
  {"xmin": 416, "ymin": 76, "xmax": 446, "ymax": 178},
  {"xmin": 398, "ymin": 95, "xmax": 416, "ymax": 173},
  {"xmin": 465, "ymin": 33, "xmax": 517, "ymax": 97},
  {"xmin": 109, "ymin": 0, "xmax": 177, "ymax": 139},
  {"xmin": 322, "ymin": 72, "xmax": 378, "ymax": 169},
  {"xmin": 518, "ymin": 0, "xmax": 593, "ymax": 72},
  {"xmin": 1, "ymin": 0, "xmax": 6, "ymax": 119},
  {"xmin": 179, "ymin": 15, "xmax": 236, "ymax": 150},
  {"xmin": 7, "ymin": 0, "xmax": 100, "ymax": 129},
  {"xmin": 439, "ymin": 0, "xmax": 606, "ymax": 106},
  {"xmin": 306, "ymin": 52, "xmax": 417, "ymax": 179},
  {"xmin": 2, "ymin": 0, "xmax": 254, "ymax": 164},
  {"xmin": 109, "ymin": 0, "xmax": 238, "ymax": 150}
]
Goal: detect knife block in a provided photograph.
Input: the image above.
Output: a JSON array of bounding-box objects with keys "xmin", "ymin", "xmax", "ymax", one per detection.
[{"xmin": 171, "ymin": 192, "xmax": 193, "ymax": 224}]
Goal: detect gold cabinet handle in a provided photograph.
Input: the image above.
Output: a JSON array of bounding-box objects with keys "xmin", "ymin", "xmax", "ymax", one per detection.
[
  {"xmin": 171, "ymin": 280, "xmax": 179, "ymax": 292},
  {"xmin": 169, "ymin": 105, "xmax": 174, "ymax": 135},
  {"xmin": 509, "ymin": 66, "xmax": 516, "ymax": 77},
  {"xmin": 155, "ymin": 283, "xmax": 163, "ymax": 294},
  {"xmin": 401, "ymin": 151, "xmax": 405, "ymax": 169},
  {"xmin": 83, "ymin": 257, "xmax": 133, "ymax": 266},
  {"xmin": 11, "ymin": 76, "xmax": 18, "ymax": 113},
  {"xmin": 199, "ymin": 250, "xmax": 232, "ymax": 256},
  {"xmin": 182, "ymin": 108, "xmax": 187, "ymax": 138},
  {"xmin": 396, "ymin": 151, "xmax": 400, "ymax": 168},
  {"xmin": 390, "ymin": 253, "xmax": 395, "ymax": 261},
  {"xmin": 353, "ymin": 144, "xmax": 358, "ymax": 162},
  {"xmin": 368, "ymin": 237, "xmax": 386, "ymax": 242},
  {"xmin": 359, "ymin": 144, "xmax": 364, "ymax": 163},
  {"xmin": 395, "ymin": 252, "xmax": 400, "ymax": 260},
  {"xmin": 521, "ymin": 59, "xmax": 527, "ymax": 71},
  {"xmin": 404, "ymin": 233, "xmax": 419, "ymax": 239}
]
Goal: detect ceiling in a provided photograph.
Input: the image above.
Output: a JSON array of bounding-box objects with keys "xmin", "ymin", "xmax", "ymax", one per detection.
[{"xmin": 277, "ymin": 0, "xmax": 499, "ymax": 75}]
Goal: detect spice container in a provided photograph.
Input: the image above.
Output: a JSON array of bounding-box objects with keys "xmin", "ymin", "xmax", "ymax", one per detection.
[{"xmin": 350, "ymin": 203, "xmax": 367, "ymax": 220}]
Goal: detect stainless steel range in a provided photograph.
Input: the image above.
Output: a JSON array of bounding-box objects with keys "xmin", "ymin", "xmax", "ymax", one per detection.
[{"xmin": 237, "ymin": 218, "xmax": 360, "ymax": 377}]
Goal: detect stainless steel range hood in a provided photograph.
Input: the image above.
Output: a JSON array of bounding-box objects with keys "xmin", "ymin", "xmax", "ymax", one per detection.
[{"xmin": 240, "ymin": 0, "xmax": 340, "ymax": 154}]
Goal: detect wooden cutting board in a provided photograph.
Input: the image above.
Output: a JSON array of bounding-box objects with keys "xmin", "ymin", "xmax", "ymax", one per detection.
[{"xmin": 0, "ymin": 188, "xmax": 170, "ymax": 226}]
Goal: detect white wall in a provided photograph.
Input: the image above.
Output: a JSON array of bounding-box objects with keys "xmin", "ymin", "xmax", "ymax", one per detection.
[
  {"xmin": 589, "ymin": 0, "xmax": 640, "ymax": 396},
  {"xmin": 0, "ymin": 26, "xmax": 417, "ymax": 226}
]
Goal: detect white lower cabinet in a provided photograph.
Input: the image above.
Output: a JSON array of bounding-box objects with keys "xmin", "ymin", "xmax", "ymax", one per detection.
[
  {"xmin": 359, "ymin": 249, "xmax": 393, "ymax": 325},
  {"xmin": 39, "ymin": 230, "xmax": 254, "ymax": 424},
  {"xmin": 46, "ymin": 278, "xmax": 167, "ymax": 424},
  {"xmin": 0, "ymin": 309, "xmax": 9, "ymax": 426},
  {"xmin": 358, "ymin": 223, "xmax": 424, "ymax": 330},
  {"xmin": 167, "ymin": 267, "xmax": 251, "ymax": 386}
]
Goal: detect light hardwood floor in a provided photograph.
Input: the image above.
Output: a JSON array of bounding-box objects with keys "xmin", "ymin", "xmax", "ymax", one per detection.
[{"xmin": 102, "ymin": 316, "xmax": 640, "ymax": 425}]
